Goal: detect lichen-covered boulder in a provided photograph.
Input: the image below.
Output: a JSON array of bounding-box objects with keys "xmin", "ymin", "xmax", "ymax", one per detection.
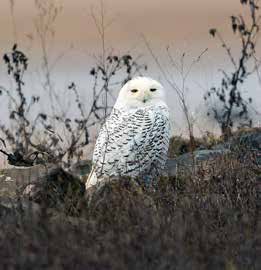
[{"xmin": 0, "ymin": 164, "xmax": 85, "ymax": 215}]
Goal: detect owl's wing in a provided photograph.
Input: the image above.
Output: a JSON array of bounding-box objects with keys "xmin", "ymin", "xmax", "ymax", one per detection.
[{"xmin": 92, "ymin": 105, "xmax": 170, "ymax": 177}]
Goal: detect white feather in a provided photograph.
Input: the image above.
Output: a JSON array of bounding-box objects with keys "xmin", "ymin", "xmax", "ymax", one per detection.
[{"xmin": 86, "ymin": 77, "xmax": 170, "ymax": 189}]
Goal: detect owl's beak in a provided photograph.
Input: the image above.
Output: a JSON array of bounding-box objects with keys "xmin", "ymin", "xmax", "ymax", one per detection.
[{"xmin": 142, "ymin": 92, "xmax": 150, "ymax": 103}]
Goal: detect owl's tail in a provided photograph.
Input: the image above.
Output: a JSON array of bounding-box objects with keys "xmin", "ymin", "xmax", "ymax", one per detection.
[{"xmin": 85, "ymin": 166, "xmax": 98, "ymax": 190}]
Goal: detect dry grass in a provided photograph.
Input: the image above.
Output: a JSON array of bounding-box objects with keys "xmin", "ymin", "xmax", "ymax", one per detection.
[{"xmin": 0, "ymin": 152, "xmax": 260, "ymax": 270}]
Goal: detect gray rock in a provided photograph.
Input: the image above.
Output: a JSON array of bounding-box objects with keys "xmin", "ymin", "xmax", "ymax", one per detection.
[
  {"xmin": 166, "ymin": 149, "xmax": 230, "ymax": 177},
  {"xmin": 166, "ymin": 129, "xmax": 261, "ymax": 177},
  {"xmin": 225, "ymin": 129, "xmax": 261, "ymax": 164},
  {"xmin": 236, "ymin": 130, "xmax": 261, "ymax": 149},
  {"xmin": 0, "ymin": 164, "xmax": 59, "ymax": 202},
  {"xmin": 0, "ymin": 164, "xmax": 85, "ymax": 212},
  {"xmin": 1, "ymin": 129, "xmax": 260, "ymax": 206},
  {"xmin": 212, "ymin": 143, "xmax": 230, "ymax": 151},
  {"xmin": 192, "ymin": 149, "xmax": 231, "ymax": 161},
  {"xmin": 0, "ymin": 164, "xmax": 58, "ymax": 193}
]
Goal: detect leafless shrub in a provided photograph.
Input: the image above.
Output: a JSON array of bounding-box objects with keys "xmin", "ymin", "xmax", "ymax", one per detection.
[
  {"xmin": 34, "ymin": 0, "xmax": 63, "ymax": 114},
  {"xmin": 89, "ymin": 54, "xmax": 147, "ymax": 121},
  {"xmin": 205, "ymin": 0, "xmax": 261, "ymax": 139},
  {"xmin": 143, "ymin": 35, "xmax": 207, "ymax": 152},
  {"xmin": 0, "ymin": 45, "xmax": 39, "ymax": 158},
  {"xmin": 90, "ymin": 1, "xmax": 147, "ymax": 121},
  {"xmin": 0, "ymin": 42, "xmax": 146, "ymax": 167},
  {"xmin": 0, "ymin": 0, "xmax": 148, "ymax": 168}
]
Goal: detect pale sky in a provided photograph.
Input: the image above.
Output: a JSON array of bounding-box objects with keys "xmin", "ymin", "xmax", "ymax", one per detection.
[
  {"xmin": 0, "ymin": 0, "xmax": 244, "ymax": 53},
  {"xmin": 0, "ymin": 0, "xmax": 260, "ymax": 136}
]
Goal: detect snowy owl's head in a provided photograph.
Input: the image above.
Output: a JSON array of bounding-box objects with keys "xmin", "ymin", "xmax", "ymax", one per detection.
[{"xmin": 114, "ymin": 77, "xmax": 166, "ymax": 109}]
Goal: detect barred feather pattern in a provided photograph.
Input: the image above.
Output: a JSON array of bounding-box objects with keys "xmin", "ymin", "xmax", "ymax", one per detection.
[{"xmin": 92, "ymin": 104, "xmax": 170, "ymax": 182}]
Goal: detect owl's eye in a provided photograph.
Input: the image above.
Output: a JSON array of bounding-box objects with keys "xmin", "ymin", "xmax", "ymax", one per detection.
[
  {"xmin": 150, "ymin": 88, "xmax": 157, "ymax": 92},
  {"xmin": 131, "ymin": 89, "xmax": 138, "ymax": 93}
]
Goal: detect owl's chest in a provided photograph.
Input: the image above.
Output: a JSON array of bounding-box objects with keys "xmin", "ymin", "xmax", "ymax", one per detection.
[
  {"xmin": 118, "ymin": 108, "xmax": 168, "ymax": 149},
  {"xmin": 94, "ymin": 106, "xmax": 169, "ymax": 159},
  {"xmin": 93, "ymin": 106, "xmax": 170, "ymax": 177}
]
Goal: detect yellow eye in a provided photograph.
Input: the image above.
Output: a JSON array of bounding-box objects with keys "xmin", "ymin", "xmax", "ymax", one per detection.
[
  {"xmin": 150, "ymin": 88, "xmax": 157, "ymax": 92},
  {"xmin": 131, "ymin": 89, "xmax": 138, "ymax": 93}
]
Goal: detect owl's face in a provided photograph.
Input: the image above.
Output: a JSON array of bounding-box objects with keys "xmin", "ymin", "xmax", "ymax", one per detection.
[{"xmin": 115, "ymin": 77, "xmax": 166, "ymax": 109}]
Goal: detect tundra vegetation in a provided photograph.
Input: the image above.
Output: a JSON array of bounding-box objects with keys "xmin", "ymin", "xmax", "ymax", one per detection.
[{"xmin": 0, "ymin": 0, "xmax": 260, "ymax": 269}]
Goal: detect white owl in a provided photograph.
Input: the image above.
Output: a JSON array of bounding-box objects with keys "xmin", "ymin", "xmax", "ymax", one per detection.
[{"xmin": 85, "ymin": 77, "xmax": 170, "ymax": 189}]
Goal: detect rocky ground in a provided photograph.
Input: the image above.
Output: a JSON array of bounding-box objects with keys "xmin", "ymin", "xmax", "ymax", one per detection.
[{"xmin": 0, "ymin": 129, "xmax": 261, "ymax": 270}]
